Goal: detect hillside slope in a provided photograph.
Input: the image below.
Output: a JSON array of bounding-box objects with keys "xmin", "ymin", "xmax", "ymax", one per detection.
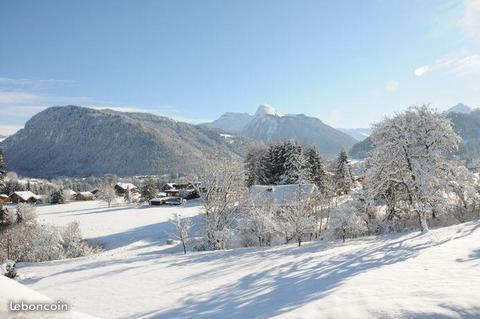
[
  {"xmin": 1, "ymin": 106, "xmax": 249, "ymax": 178},
  {"xmin": 14, "ymin": 200, "xmax": 480, "ymax": 319}
]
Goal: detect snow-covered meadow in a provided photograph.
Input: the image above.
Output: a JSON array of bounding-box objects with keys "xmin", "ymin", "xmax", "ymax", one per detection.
[{"xmin": 0, "ymin": 200, "xmax": 478, "ymax": 318}]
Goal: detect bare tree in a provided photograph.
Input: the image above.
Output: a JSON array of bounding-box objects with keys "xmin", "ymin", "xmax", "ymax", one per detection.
[
  {"xmin": 98, "ymin": 182, "xmax": 116, "ymax": 207},
  {"xmin": 170, "ymin": 213, "xmax": 192, "ymax": 254}
]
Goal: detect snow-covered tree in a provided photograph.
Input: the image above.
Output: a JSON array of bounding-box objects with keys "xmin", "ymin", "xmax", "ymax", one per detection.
[
  {"xmin": 195, "ymin": 151, "xmax": 246, "ymax": 250},
  {"xmin": 98, "ymin": 182, "xmax": 116, "ymax": 207},
  {"xmin": 334, "ymin": 149, "xmax": 353, "ymax": 195},
  {"xmin": 328, "ymin": 200, "xmax": 368, "ymax": 242},
  {"xmin": 366, "ymin": 105, "xmax": 460, "ymax": 232},
  {"xmin": 124, "ymin": 186, "xmax": 132, "ymax": 204},
  {"xmin": 239, "ymin": 203, "xmax": 279, "ymax": 247},
  {"xmin": 281, "ymin": 141, "xmax": 307, "ymax": 184},
  {"xmin": 170, "ymin": 213, "xmax": 192, "ymax": 254},
  {"xmin": 275, "ymin": 186, "xmax": 317, "ymax": 246}
]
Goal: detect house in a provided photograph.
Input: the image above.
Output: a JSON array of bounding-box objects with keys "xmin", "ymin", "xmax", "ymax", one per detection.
[
  {"xmin": 76, "ymin": 192, "xmax": 95, "ymax": 201},
  {"xmin": 63, "ymin": 189, "xmax": 77, "ymax": 200},
  {"xmin": 248, "ymin": 184, "xmax": 317, "ymax": 207},
  {"xmin": 9, "ymin": 191, "xmax": 42, "ymax": 204},
  {"xmin": 114, "ymin": 183, "xmax": 139, "ymax": 196},
  {"xmin": 0, "ymin": 194, "xmax": 9, "ymax": 204},
  {"xmin": 162, "ymin": 182, "xmax": 200, "ymax": 200}
]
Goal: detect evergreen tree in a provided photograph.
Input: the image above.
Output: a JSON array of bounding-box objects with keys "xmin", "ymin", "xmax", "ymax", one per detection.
[
  {"xmin": 141, "ymin": 178, "xmax": 157, "ymax": 204},
  {"xmin": 304, "ymin": 146, "xmax": 327, "ymax": 190},
  {"xmin": 0, "ymin": 147, "xmax": 6, "ymax": 194},
  {"xmin": 245, "ymin": 143, "xmax": 268, "ymax": 187},
  {"xmin": 334, "ymin": 149, "xmax": 353, "ymax": 195},
  {"xmin": 281, "ymin": 142, "xmax": 309, "ymax": 184},
  {"xmin": 50, "ymin": 190, "xmax": 66, "ymax": 204}
]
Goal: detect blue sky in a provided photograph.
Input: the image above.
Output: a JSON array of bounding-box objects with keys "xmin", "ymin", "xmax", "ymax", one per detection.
[{"xmin": 0, "ymin": 0, "xmax": 479, "ymax": 135}]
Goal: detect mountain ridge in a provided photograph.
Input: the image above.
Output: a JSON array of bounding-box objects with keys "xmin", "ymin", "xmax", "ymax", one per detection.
[{"xmin": 1, "ymin": 106, "xmax": 250, "ymax": 178}]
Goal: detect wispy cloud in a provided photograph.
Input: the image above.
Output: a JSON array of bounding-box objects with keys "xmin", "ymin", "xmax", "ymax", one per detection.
[
  {"xmin": 414, "ymin": 52, "xmax": 480, "ymax": 77},
  {"xmin": 458, "ymin": 0, "xmax": 480, "ymax": 38}
]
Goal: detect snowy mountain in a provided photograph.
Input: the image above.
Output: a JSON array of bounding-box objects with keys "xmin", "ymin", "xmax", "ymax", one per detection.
[
  {"xmin": 445, "ymin": 103, "xmax": 475, "ymax": 114},
  {"xmin": 209, "ymin": 105, "xmax": 357, "ymax": 158},
  {"xmin": 205, "ymin": 112, "xmax": 253, "ymax": 133},
  {"xmin": 0, "ymin": 134, "xmax": 6, "ymax": 142},
  {"xmin": 338, "ymin": 128, "xmax": 371, "ymax": 141},
  {"xmin": 0, "ymin": 106, "xmax": 250, "ymax": 178}
]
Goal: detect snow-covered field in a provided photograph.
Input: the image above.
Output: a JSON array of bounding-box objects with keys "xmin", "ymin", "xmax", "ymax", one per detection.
[{"xmin": 2, "ymin": 200, "xmax": 480, "ymax": 318}]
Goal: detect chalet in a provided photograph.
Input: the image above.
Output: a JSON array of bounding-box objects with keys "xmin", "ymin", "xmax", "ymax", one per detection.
[
  {"xmin": 0, "ymin": 194, "xmax": 9, "ymax": 204},
  {"xmin": 76, "ymin": 191, "xmax": 95, "ymax": 201},
  {"xmin": 63, "ymin": 189, "xmax": 77, "ymax": 200},
  {"xmin": 9, "ymin": 191, "xmax": 42, "ymax": 204},
  {"xmin": 162, "ymin": 182, "xmax": 200, "ymax": 200},
  {"xmin": 248, "ymin": 184, "xmax": 317, "ymax": 207},
  {"xmin": 115, "ymin": 183, "xmax": 139, "ymax": 196}
]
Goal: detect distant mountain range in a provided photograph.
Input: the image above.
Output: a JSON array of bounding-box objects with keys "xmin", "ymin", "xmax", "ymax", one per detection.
[
  {"xmin": 445, "ymin": 103, "xmax": 476, "ymax": 114},
  {"xmin": 206, "ymin": 104, "xmax": 357, "ymax": 158},
  {"xmin": 0, "ymin": 134, "xmax": 6, "ymax": 142},
  {"xmin": 0, "ymin": 106, "xmax": 250, "ymax": 178},
  {"xmin": 349, "ymin": 103, "xmax": 480, "ymax": 162},
  {"xmin": 338, "ymin": 128, "xmax": 372, "ymax": 141}
]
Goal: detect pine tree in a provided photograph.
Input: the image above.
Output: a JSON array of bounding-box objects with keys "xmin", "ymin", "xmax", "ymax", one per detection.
[
  {"xmin": 304, "ymin": 146, "xmax": 327, "ymax": 190},
  {"xmin": 50, "ymin": 190, "xmax": 66, "ymax": 204},
  {"xmin": 245, "ymin": 143, "xmax": 268, "ymax": 187},
  {"xmin": 141, "ymin": 178, "xmax": 157, "ymax": 204},
  {"xmin": 281, "ymin": 141, "xmax": 303, "ymax": 184},
  {"xmin": 0, "ymin": 147, "xmax": 6, "ymax": 194},
  {"xmin": 334, "ymin": 149, "xmax": 353, "ymax": 195}
]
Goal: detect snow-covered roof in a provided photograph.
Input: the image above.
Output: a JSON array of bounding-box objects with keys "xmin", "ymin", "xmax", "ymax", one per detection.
[
  {"xmin": 12, "ymin": 191, "xmax": 41, "ymax": 201},
  {"xmin": 63, "ymin": 189, "xmax": 77, "ymax": 196},
  {"xmin": 249, "ymin": 184, "xmax": 317, "ymax": 206},
  {"xmin": 116, "ymin": 183, "xmax": 138, "ymax": 190},
  {"xmin": 0, "ymin": 194, "xmax": 8, "ymax": 199},
  {"xmin": 78, "ymin": 191, "xmax": 94, "ymax": 196}
]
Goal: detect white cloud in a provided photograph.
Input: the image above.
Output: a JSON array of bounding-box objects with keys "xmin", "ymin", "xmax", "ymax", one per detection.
[
  {"xmin": 385, "ymin": 80, "xmax": 399, "ymax": 92},
  {"xmin": 414, "ymin": 65, "xmax": 430, "ymax": 76}
]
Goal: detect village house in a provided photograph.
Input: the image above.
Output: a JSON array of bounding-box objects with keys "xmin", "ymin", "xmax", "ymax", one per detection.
[
  {"xmin": 114, "ymin": 183, "xmax": 139, "ymax": 196},
  {"xmin": 9, "ymin": 191, "xmax": 42, "ymax": 204},
  {"xmin": 63, "ymin": 189, "xmax": 78, "ymax": 201},
  {"xmin": 162, "ymin": 182, "xmax": 200, "ymax": 199},
  {"xmin": 76, "ymin": 191, "xmax": 96, "ymax": 201},
  {"xmin": 0, "ymin": 194, "xmax": 9, "ymax": 205}
]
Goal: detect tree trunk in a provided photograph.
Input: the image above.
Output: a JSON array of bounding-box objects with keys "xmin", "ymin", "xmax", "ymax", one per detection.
[{"xmin": 417, "ymin": 210, "xmax": 429, "ymax": 232}]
